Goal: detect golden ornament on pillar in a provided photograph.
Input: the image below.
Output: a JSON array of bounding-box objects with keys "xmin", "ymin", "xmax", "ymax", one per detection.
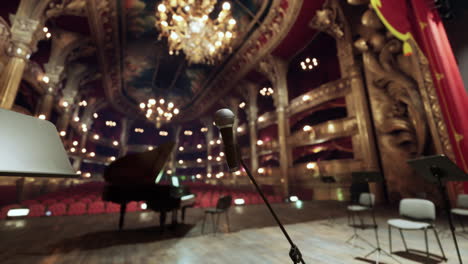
[
  {"xmin": 347, "ymin": 0, "xmax": 370, "ymax": 5},
  {"xmin": 361, "ymin": 9, "xmax": 383, "ymax": 30}
]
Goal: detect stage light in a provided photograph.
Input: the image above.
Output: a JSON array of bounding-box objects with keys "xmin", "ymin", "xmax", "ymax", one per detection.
[
  {"xmin": 110, "ymin": 156, "xmax": 116, "ymax": 161},
  {"xmin": 234, "ymin": 170, "xmax": 241, "ymax": 175},
  {"xmin": 93, "ymin": 134, "xmax": 100, "ymax": 140},
  {"xmin": 197, "ymin": 144, "xmax": 202, "ymax": 149},
  {"xmin": 289, "ymin": 196, "xmax": 299, "ymax": 202},
  {"xmin": 209, "ymin": 140, "xmax": 215, "ymax": 145},
  {"xmin": 197, "ymin": 158, "xmax": 202, "ymax": 163},
  {"xmin": 81, "ymin": 148, "xmax": 86, "ymax": 153},
  {"xmin": 38, "ymin": 114, "xmax": 46, "ymax": 120},
  {"xmin": 70, "ymin": 147, "xmax": 76, "ymax": 152},
  {"xmin": 7, "ymin": 208, "xmax": 29, "ymax": 217},
  {"xmin": 178, "ymin": 160, "xmax": 184, "ymax": 164},
  {"xmin": 74, "ymin": 117, "xmax": 80, "ymax": 122},
  {"xmin": 89, "ymin": 152, "xmax": 95, "ymax": 157},
  {"xmin": 239, "ymin": 102, "xmax": 245, "ymax": 108},
  {"xmin": 76, "ymin": 170, "xmax": 81, "ymax": 174},
  {"xmin": 257, "ymin": 140, "xmax": 263, "ymax": 146},
  {"xmin": 73, "ymin": 141, "xmax": 78, "ymax": 146},
  {"xmin": 46, "ymin": 32, "xmax": 51, "ymax": 38},
  {"xmin": 113, "ymin": 141, "xmax": 119, "ymax": 146},
  {"xmin": 45, "ymin": 210, "xmax": 52, "ymax": 216},
  {"xmin": 219, "ymin": 152, "xmax": 224, "ymax": 157},
  {"xmin": 306, "ymin": 162, "xmax": 316, "ymax": 170},
  {"xmin": 167, "ymin": 169, "xmax": 172, "ymax": 174},
  {"xmin": 148, "ymin": 146, "xmax": 154, "ymax": 150},
  {"xmin": 237, "ymin": 127, "xmax": 243, "ymax": 132},
  {"xmin": 216, "ymin": 156, "xmax": 221, "ymax": 161},
  {"xmin": 134, "ymin": 128, "xmax": 144, "ymax": 133},
  {"xmin": 208, "ymin": 155, "xmax": 213, "ymax": 160},
  {"xmin": 200, "ymin": 127, "xmax": 208, "ymax": 132},
  {"xmin": 42, "ymin": 76, "xmax": 50, "ymax": 83},
  {"xmin": 184, "ymin": 130, "xmax": 193, "ymax": 136},
  {"xmin": 159, "ymin": 131, "xmax": 169, "ymax": 136},
  {"xmin": 216, "ymin": 139, "xmax": 221, "ymax": 144},
  {"xmin": 43, "ymin": 27, "xmax": 48, "ymax": 33},
  {"xmin": 179, "ymin": 146, "xmax": 184, "ymax": 151},
  {"xmin": 62, "ymin": 101, "xmax": 69, "ymax": 107},
  {"xmin": 83, "ymin": 172, "xmax": 91, "ymax": 178},
  {"xmin": 257, "ymin": 167, "xmax": 265, "ymax": 174},
  {"xmin": 207, "ymin": 173, "xmax": 212, "ymax": 178},
  {"xmin": 303, "ymin": 125, "xmax": 312, "ymax": 132},
  {"xmin": 59, "ymin": 131, "xmax": 66, "ymax": 137},
  {"xmin": 234, "ymin": 198, "xmax": 245, "ymax": 205},
  {"xmin": 93, "ymin": 113, "xmax": 98, "ymax": 119},
  {"xmin": 258, "ymin": 116, "xmax": 265, "ymax": 122},
  {"xmin": 196, "ymin": 174, "xmax": 202, "ymax": 179},
  {"xmin": 140, "ymin": 203, "xmax": 147, "ymax": 210}
]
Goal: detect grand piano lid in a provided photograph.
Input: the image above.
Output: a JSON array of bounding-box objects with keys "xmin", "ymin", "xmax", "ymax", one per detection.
[
  {"xmin": 0, "ymin": 109, "xmax": 77, "ymax": 178},
  {"xmin": 104, "ymin": 141, "xmax": 175, "ymax": 184}
]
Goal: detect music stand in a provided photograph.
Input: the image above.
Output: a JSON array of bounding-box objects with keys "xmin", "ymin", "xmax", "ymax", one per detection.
[
  {"xmin": 407, "ymin": 154, "xmax": 466, "ymax": 264},
  {"xmin": 0, "ymin": 109, "xmax": 77, "ymax": 178},
  {"xmin": 348, "ymin": 171, "xmax": 399, "ymax": 264},
  {"xmin": 320, "ymin": 176, "xmax": 337, "ymax": 225}
]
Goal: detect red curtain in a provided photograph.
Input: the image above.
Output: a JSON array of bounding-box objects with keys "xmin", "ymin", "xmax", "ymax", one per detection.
[
  {"xmin": 373, "ymin": 0, "xmax": 468, "ymax": 193},
  {"xmin": 409, "ymin": 0, "xmax": 468, "ymax": 193}
]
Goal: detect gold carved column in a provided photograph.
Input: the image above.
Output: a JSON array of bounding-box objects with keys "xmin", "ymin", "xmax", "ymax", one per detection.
[
  {"xmin": 260, "ymin": 56, "xmax": 291, "ymax": 197},
  {"xmin": 202, "ymin": 117, "xmax": 214, "ymax": 178},
  {"xmin": 0, "ymin": 16, "xmax": 39, "ymax": 109},
  {"xmin": 246, "ymin": 82, "xmax": 259, "ymax": 177}
]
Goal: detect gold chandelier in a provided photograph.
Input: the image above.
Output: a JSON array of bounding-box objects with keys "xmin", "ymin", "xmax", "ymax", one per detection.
[
  {"xmin": 155, "ymin": 0, "xmax": 237, "ymax": 64},
  {"xmin": 140, "ymin": 98, "xmax": 180, "ymax": 128}
]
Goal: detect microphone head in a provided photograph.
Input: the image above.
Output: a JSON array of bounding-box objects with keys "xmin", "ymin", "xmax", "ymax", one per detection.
[{"xmin": 214, "ymin": 108, "xmax": 235, "ymax": 128}]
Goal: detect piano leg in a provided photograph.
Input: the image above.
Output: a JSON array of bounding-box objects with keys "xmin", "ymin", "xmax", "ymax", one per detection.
[
  {"xmin": 160, "ymin": 210, "xmax": 166, "ymax": 232},
  {"xmin": 119, "ymin": 203, "xmax": 127, "ymax": 230},
  {"xmin": 171, "ymin": 209, "xmax": 178, "ymax": 225},
  {"xmin": 181, "ymin": 207, "xmax": 186, "ymax": 223}
]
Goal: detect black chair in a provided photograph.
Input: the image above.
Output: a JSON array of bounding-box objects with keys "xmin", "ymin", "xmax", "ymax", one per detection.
[{"xmin": 202, "ymin": 195, "xmax": 232, "ymax": 234}]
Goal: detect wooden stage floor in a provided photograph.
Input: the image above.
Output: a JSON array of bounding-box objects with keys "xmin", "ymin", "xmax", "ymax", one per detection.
[{"xmin": 1, "ymin": 201, "xmax": 467, "ymax": 264}]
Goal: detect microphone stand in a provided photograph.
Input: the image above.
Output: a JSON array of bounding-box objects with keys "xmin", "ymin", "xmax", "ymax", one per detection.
[{"xmin": 240, "ymin": 159, "xmax": 306, "ymax": 264}]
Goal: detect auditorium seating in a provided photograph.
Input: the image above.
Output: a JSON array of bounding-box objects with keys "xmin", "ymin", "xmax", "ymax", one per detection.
[
  {"xmin": 49, "ymin": 203, "xmax": 67, "ymax": 216},
  {"xmin": 0, "ymin": 181, "xmax": 284, "ymax": 220},
  {"xmin": 88, "ymin": 201, "xmax": 105, "ymax": 214},
  {"xmin": 28, "ymin": 204, "xmax": 46, "ymax": 217},
  {"xmin": 67, "ymin": 202, "xmax": 86, "ymax": 216}
]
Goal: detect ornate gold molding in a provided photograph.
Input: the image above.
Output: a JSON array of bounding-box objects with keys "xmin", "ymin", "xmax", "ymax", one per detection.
[
  {"xmin": 288, "ymin": 78, "xmax": 351, "ymax": 116},
  {"xmin": 288, "ymin": 117, "xmax": 358, "ymax": 147}
]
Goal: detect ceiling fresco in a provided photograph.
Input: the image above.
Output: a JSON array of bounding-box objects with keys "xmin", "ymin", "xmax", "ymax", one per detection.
[{"xmin": 120, "ymin": 0, "xmax": 268, "ymax": 108}]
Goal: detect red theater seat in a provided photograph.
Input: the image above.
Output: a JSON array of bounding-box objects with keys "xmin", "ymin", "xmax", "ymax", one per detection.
[
  {"xmin": 106, "ymin": 202, "xmax": 121, "ymax": 213},
  {"xmin": 67, "ymin": 202, "xmax": 86, "ymax": 216},
  {"xmin": 80, "ymin": 198, "xmax": 92, "ymax": 204},
  {"xmin": 49, "ymin": 203, "xmax": 66, "ymax": 216},
  {"xmin": 21, "ymin": 200, "xmax": 39, "ymax": 206},
  {"xmin": 42, "ymin": 199, "xmax": 57, "ymax": 206},
  {"xmin": 28, "ymin": 204, "xmax": 45, "ymax": 217},
  {"xmin": 88, "ymin": 201, "xmax": 105, "ymax": 214},
  {"xmin": 127, "ymin": 201, "xmax": 138, "ymax": 212},
  {"xmin": 61, "ymin": 198, "xmax": 75, "ymax": 204}
]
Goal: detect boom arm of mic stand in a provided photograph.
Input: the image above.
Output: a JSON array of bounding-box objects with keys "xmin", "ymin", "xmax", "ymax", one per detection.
[{"xmin": 239, "ymin": 158, "xmax": 306, "ymax": 264}]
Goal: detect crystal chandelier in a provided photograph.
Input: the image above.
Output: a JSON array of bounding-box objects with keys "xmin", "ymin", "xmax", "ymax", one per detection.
[
  {"xmin": 140, "ymin": 98, "xmax": 180, "ymax": 128},
  {"xmin": 155, "ymin": 0, "xmax": 237, "ymax": 64}
]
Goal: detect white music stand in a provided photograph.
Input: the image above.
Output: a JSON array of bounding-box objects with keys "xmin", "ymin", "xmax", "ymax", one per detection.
[{"xmin": 0, "ymin": 108, "xmax": 77, "ymax": 178}]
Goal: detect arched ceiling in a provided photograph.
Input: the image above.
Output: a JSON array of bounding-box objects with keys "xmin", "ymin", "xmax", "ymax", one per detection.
[{"xmin": 3, "ymin": 0, "xmax": 328, "ymax": 146}]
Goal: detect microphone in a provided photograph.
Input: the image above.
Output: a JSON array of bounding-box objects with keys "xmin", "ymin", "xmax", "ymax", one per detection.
[{"xmin": 214, "ymin": 109, "xmax": 239, "ymax": 172}]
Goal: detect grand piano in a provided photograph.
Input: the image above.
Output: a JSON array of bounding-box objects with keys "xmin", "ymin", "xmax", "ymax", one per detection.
[{"xmin": 102, "ymin": 141, "xmax": 195, "ymax": 230}]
